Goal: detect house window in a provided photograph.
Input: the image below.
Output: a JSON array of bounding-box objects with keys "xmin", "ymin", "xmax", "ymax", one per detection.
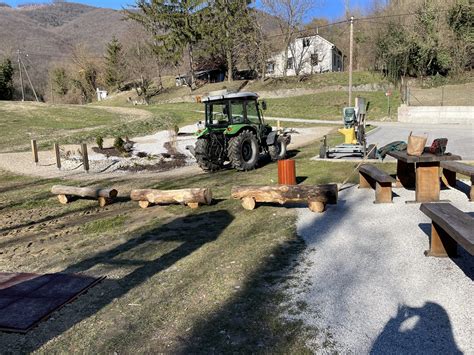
[
  {"xmin": 311, "ymin": 53, "xmax": 319, "ymax": 66},
  {"xmin": 266, "ymin": 61, "xmax": 275, "ymax": 74},
  {"xmin": 287, "ymin": 57, "xmax": 294, "ymax": 70},
  {"xmin": 302, "ymin": 38, "xmax": 310, "ymax": 48}
]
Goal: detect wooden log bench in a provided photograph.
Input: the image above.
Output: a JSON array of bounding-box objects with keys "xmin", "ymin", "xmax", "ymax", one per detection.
[
  {"xmin": 440, "ymin": 161, "xmax": 474, "ymax": 201},
  {"xmin": 231, "ymin": 184, "xmax": 338, "ymax": 213},
  {"xmin": 420, "ymin": 203, "xmax": 474, "ymax": 257},
  {"xmin": 358, "ymin": 164, "xmax": 396, "ymax": 203},
  {"xmin": 130, "ymin": 188, "xmax": 212, "ymax": 209},
  {"xmin": 51, "ymin": 185, "xmax": 118, "ymax": 207}
]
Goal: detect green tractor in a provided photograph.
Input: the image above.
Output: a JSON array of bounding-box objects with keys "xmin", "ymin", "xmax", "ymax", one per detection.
[{"xmin": 187, "ymin": 91, "xmax": 290, "ymax": 172}]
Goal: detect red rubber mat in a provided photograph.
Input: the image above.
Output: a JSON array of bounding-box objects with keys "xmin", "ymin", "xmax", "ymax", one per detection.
[{"xmin": 0, "ymin": 272, "xmax": 104, "ymax": 333}]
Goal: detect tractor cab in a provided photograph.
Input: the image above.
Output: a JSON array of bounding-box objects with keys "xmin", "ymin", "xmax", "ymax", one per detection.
[{"xmin": 202, "ymin": 92, "xmax": 265, "ymax": 129}]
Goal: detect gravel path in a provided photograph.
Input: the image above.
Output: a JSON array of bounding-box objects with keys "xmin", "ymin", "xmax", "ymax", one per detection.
[
  {"xmin": 291, "ymin": 184, "xmax": 473, "ymax": 354},
  {"xmin": 0, "ymin": 125, "xmax": 333, "ymax": 180}
]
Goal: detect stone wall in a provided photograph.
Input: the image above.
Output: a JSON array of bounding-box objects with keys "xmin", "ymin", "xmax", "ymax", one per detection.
[{"xmin": 398, "ymin": 104, "xmax": 474, "ymax": 125}]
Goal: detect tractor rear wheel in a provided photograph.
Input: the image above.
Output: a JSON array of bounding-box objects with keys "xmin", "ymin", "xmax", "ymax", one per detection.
[
  {"xmin": 269, "ymin": 140, "xmax": 287, "ymax": 161},
  {"xmin": 228, "ymin": 130, "xmax": 259, "ymax": 171},
  {"xmin": 194, "ymin": 138, "xmax": 222, "ymax": 172}
]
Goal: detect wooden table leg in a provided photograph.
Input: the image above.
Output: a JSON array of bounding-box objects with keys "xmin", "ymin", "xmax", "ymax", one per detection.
[
  {"xmin": 424, "ymin": 222, "xmax": 457, "ymax": 257},
  {"xmin": 415, "ymin": 162, "xmax": 440, "ymax": 202},
  {"xmin": 396, "ymin": 160, "xmax": 415, "ymax": 188},
  {"xmin": 441, "ymin": 169, "xmax": 456, "ymax": 187},
  {"xmin": 470, "ymin": 177, "xmax": 474, "ymax": 202}
]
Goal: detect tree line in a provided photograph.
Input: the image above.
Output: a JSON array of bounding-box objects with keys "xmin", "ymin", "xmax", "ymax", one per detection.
[{"xmin": 0, "ymin": 0, "xmax": 472, "ymax": 103}]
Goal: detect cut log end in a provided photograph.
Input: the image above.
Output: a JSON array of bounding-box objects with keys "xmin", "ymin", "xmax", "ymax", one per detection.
[
  {"xmin": 139, "ymin": 200, "xmax": 151, "ymax": 209},
  {"xmin": 187, "ymin": 202, "xmax": 199, "ymax": 209},
  {"xmin": 98, "ymin": 197, "xmax": 111, "ymax": 207},
  {"xmin": 57, "ymin": 194, "xmax": 69, "ymax": 204},
  {"xmin": 241, "ymin": 197, "xmax": 256, "ymax": 210},
  {"xmin": 308, "ymin": 200, "xmax": 325, "ymax": 213}
]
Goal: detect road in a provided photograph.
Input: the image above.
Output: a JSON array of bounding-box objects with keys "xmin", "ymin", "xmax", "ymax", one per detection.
[{"xmin": 265, "ymin": 116, "xmax": 474, "ymax": 160}]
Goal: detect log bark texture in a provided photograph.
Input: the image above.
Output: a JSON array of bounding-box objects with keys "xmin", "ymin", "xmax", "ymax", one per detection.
[
  {"xmin": 130, "ymin": 188, "xmax": 212, "ymax": 207},
  {"xmin": 231, "ymin": 184, "xmax": 338, "ymax": 205},
  {"xmin": 51, "ymin": 185, "xmax": 118, "ymax": 198}
]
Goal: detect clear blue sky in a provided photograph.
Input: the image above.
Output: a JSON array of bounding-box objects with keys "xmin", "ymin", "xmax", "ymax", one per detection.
[{"xmin": 4, "ymin": 0, "xmax": 374, "ymax": 21}]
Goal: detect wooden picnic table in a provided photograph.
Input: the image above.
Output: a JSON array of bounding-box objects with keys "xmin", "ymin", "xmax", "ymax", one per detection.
[{"xmin": 387, "ymin": 150, "xmax": 462, "ymax": 203}]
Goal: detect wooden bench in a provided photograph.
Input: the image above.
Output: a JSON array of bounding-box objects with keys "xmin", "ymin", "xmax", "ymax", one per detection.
[
  {"xmin": 420, "ymin": 203, "xmax": 474, "ymax": 257},
  {"xmin": 440, "ymin": 161, "xmax": 474, "ymax": 201},
  {"xmin": 358, "ymin": 164, "xmax": 396, "ymax": 203},
  {"xmin": 51, "ymin": 185, "xmax": 118, "ymax": 207},
  {"xmin": 231, "ymin": 184, "xmax": 338, "ymax": 213}
]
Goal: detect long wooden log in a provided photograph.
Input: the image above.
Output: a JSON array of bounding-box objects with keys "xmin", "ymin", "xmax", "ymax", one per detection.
[
  {"xmin": 51, "ymin": 185, "xmax": 118, "ymax": 207},
  {"xmin": 51, "ymin": 185, "xmax": 118, "ymax": 199},
  {"xmin": 231, "ymin": 184, "xmax": 338, "ymax": 212},
  {"xmin": 130, "ymin": 188, "xmax": 212, "ymax": 208}
]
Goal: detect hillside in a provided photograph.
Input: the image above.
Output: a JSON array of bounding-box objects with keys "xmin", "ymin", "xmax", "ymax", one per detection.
[{"xmin": 0, "ymin": 2, "xmax": 132, "ymax": 98}]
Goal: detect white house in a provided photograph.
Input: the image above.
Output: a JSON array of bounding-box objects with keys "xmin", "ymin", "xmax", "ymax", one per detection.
[{"xmin": 266, "ymin": 35, "xmax": 344, "ymax": 77}]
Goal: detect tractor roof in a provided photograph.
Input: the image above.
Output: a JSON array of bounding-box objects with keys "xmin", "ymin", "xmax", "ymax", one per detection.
[{"xmin": 202, "ymin": 91, "xmax": 259, "ymax": 103}]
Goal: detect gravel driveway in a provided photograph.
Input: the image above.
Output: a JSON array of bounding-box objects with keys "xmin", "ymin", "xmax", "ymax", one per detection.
[{"xmin": 291, "ymin": 184, "xmax": 473, "ymax": 353}]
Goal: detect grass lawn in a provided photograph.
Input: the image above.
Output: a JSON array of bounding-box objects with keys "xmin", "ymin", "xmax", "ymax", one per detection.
[
  {"xmin": 247, "ymin": 71, "xmax": 389, "ymax": 92},
  {"xmin": 0, "ymin": 135, "xmax": 395, "ymax": 352},
  {"xmin": 0, "ymin": 101, "xmax": 201, "ymax": 152},
  {"xmin": 265, "ymin": 90, "xmax": 400, "ymax": 120}
]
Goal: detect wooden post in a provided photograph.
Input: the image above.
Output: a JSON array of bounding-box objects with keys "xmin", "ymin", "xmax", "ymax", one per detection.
[
  {"xmin": 81, "ymin": 143, "xmax": 89, "ymax": 172},
  {"xmin": 31, "ymin": 139, "xmax": 38, "ymax": 165},
  {"xmin": 425, "ymin": 222, "xmax": 457, "ymax": 257},
  {"xmin": 54, "ymin": 143, "xmax": 61, "ymax": 170}
]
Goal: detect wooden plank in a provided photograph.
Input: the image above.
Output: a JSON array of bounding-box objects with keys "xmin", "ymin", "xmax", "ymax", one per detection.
[
  {"xmin": 420, "ymin": 203, "xmax": 474, "ymax": 255},
  {"xmin": 359, "ymin": 164, "xmax": 396, "ymax": 183},
  {"xmin": 440, "ymin": 161, "xmax": 474, "ymax": 177}
]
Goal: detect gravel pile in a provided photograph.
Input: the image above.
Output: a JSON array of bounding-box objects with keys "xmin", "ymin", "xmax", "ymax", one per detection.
[{"xmin": 289, "ymin": 183, "xmax": 473, "ymax": 353}]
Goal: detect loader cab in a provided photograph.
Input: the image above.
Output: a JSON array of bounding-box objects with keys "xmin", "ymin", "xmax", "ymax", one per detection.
[{"xmin": 203, "ymin": 92, "xmax": 263, "ymax": 128}]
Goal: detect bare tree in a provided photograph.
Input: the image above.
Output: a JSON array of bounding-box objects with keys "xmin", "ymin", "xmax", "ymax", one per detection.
[{"xmin": 261, "ymin": 0, "xmax": 316, "ymax": 76}]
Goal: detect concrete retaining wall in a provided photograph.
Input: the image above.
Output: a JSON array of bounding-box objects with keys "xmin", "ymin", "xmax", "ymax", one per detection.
[{"xmin": 398, "ymin": 104, "xmax": 474, "ymax": 125}]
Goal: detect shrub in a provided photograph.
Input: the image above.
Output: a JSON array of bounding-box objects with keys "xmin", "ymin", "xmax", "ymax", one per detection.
[
  {"xmin": 114, "ymin": 136, "xmax": 125, "ymax": 152},
  {"xmin": 96, "ymin": 135, "xmax": 104, "ymax": 149}
]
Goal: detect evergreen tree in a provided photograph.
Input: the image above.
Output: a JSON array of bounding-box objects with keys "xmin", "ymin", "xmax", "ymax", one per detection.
[
  {"xmin": 51, "ymin": 67, "xmax": 69, "ymax": 96},
  {"xmin": 104, "ymin": 36, "xmax": 125, "ymax": 90},
  {"xmin": 127, "ymin": 0, "xmax": 205, "ymax": 89},
  {"xmin": 200, "ymin": 0, "xmax": 253, "ymax": 81},
  {"xmin": 0, "ymin": 58, "xmax": 14, "ymax": 100}
]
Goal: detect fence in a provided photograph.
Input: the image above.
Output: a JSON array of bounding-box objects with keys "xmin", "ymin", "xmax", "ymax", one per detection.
[{"xmin": 401, "ymin": 83, "xmax": 474, "ymax": 107}]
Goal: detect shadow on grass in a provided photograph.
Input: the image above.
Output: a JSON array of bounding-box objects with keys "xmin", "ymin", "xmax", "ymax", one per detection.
[
  {"xmin": 177, "ymin": 233, "xmax": 308, "ymax": 353},
  {"xmin": 0, "ymin": 210, "xmax": 234, "ymax": 352}
]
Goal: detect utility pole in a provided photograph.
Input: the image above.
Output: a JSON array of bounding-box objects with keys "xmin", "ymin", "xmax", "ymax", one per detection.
[
  {"xmin": 348, "ymin": 16, "xmax": 354, "ymax": 107},
  {"xmin": 17, "ymin": 50, "xmax": 25, "ymax": 101},
  {"xmin": 20, "ymin": 57, "xmax": 39, "ymax": 102}
]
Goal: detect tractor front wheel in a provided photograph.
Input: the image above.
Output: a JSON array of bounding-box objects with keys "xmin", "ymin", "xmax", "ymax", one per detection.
[
  {"xmin": 269, "ymin": 140, "xmax": 287, "ymax": 161},
  {"xmin": 228, "ymin": 130, "xmax": 259, "ymax": 171}
]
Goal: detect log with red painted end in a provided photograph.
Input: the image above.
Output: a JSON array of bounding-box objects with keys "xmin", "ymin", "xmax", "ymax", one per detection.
[
  {"xmin": 130, "ymin": 188, "xmax": 212, "ymax": 208},
  {"xmin": 231, "ymin": 184, "xmax": 337, "ymax": 212}
]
